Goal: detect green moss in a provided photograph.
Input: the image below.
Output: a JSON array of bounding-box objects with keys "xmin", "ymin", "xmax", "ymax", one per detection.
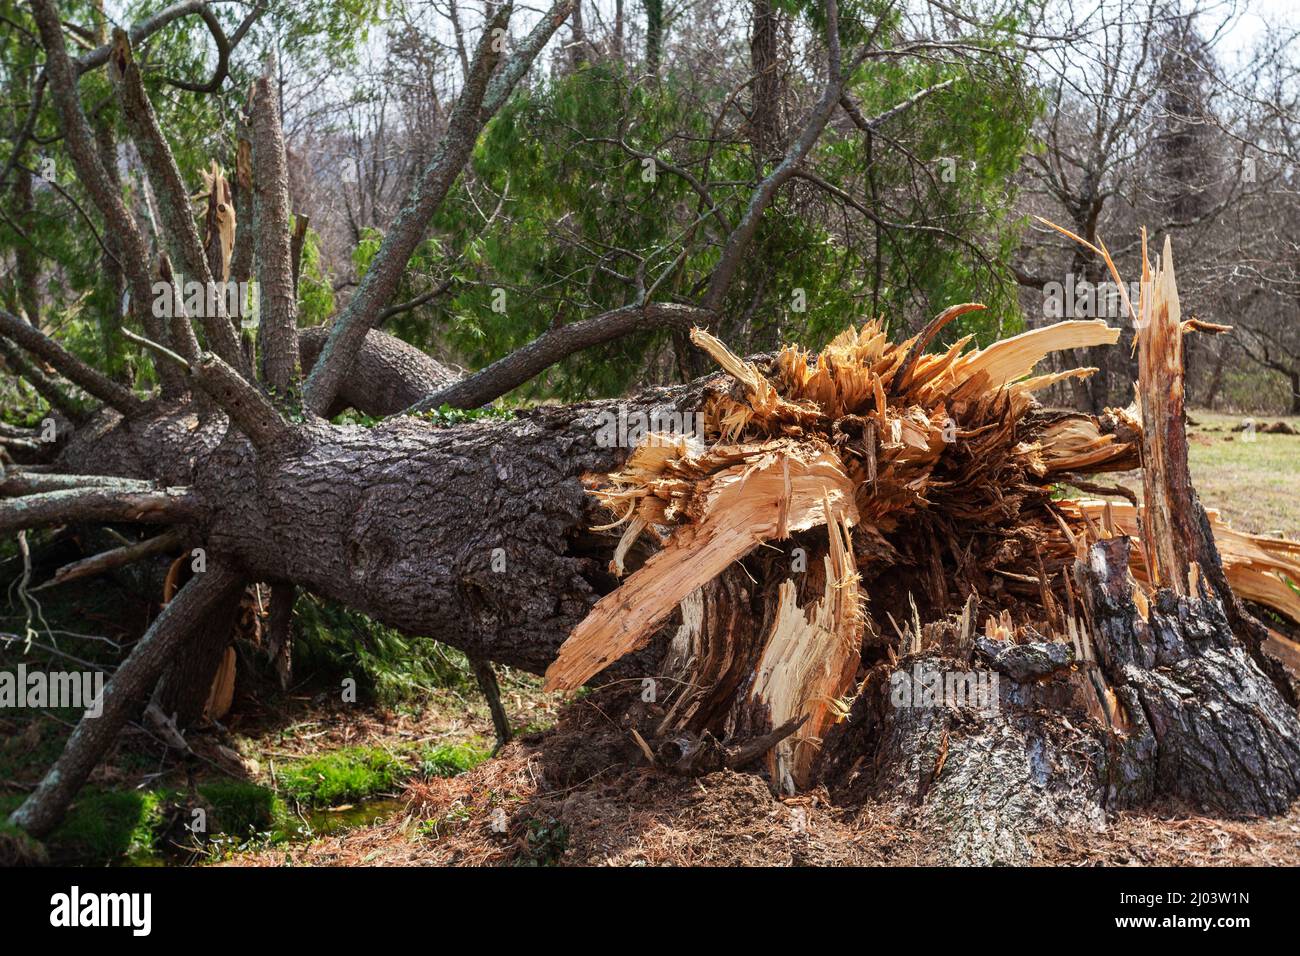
[
  {"xmin": 32, "ymin": 789, "xmax": 164, "ymax": 864},
  {"xmin": 198, "ymin": 780, "xmax": 288, "ymax": 836},
  {"xmin": 420, "ymin": 741, "xmax": 490, "ymax": 778},
  {"xmin": 277, "ymin": 747, "xmax": 408, "ymax": 807},
  {"xmin": 0, "ymin": 767, "xmax": 412, "ymax": 865}
]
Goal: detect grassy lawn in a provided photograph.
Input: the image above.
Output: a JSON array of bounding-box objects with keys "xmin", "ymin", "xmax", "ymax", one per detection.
[{"xmin": 1183, "ymin": 410, "xmax": 1300, "ymax": 539}]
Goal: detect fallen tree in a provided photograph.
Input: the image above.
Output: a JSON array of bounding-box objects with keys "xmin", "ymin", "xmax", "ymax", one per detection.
[{"xmin": 4, "ymin": 0, "xmax": 1300, "ymax": 855}]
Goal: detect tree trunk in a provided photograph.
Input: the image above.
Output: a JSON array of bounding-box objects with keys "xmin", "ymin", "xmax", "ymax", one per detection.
[
  {"xmin": 1067, "ymin": 241, "xmax": 1111, "ymax": 414},
  {"xmin": 816, "ymin": 531, "xmax": 1300, "ymax": 864},
  {"xmin": 10, "ymin": 254, "xmax": 1300, "ymax": 847},
  {"xmin": 51, "ymin": 341, "xmax": 708, "ymax": 675},
  {"xmin": 644, "ymin": 0, "xmax": 663, "ymax": 76},
  {"xmin": 1202, "ymin": 341, "xmax": 1226, "ymax": 408},
  {"xmin": 749, "ymin": 0, "xmax": 783, "ymax": 157}
]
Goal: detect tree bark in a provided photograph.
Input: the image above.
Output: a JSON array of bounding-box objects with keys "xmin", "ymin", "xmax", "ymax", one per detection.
[
  {"xmin": 53, "ymin": 374, "xmax": 712, "ymax": 675},
  {"xmin": 152, "ymin": 576, "xmax": 245, "ymax": 727}
]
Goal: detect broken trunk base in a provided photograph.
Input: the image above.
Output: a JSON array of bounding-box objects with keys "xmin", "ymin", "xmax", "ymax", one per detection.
[{"xmin": 544, "ymin": 233, "xmax": 1300, "ymax": 828}]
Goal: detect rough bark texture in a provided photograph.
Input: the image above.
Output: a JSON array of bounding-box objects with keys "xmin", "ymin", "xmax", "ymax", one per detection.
[
  {"xmin": 819, "ymin": 646, "xmax": 1107, "ymax": 864},
  {"xmin": 152, "ymin": 577, "xmax": 244, "ymax": 727},
  {"xmin": 815, "ymin": 534, "xmax": 1300, "ymax": 864},
  {"xmin": 30, "ymin": 0, "xmax": 185, "ymax": 395},
  {"xmin": 298, "ymin": 326, "xmax": 458, "ymax": 417},
  {"xmin": 56, "ymin": 375, "xmax": 711, "ymax": 675},
  {"xmin": 1078, "ymin": 536, "xmax": 1300, "ymax": 815},
  {"xmin": 302, "ymin": 4, "xmax": 517, "ymax": 416},
  {"xmin": 251, "ymin": 57, "xmax": 302, "ymax": 398}
]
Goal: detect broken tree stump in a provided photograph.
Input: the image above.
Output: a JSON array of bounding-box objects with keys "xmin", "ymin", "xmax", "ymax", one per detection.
[{"xmin": 537, "ymin": 229, "xmax": 1300, "ymax": 858}]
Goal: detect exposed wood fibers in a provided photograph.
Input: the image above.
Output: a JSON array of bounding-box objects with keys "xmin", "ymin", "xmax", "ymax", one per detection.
[{"xmin": 544, "ymin": 255, "xmax": 1300, "ymax": 791}]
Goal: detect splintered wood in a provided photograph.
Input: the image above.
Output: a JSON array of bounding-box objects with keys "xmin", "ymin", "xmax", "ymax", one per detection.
[
  {"xmin": 1136, "ymin": 233, "xmax": 1198, "ymax": 593},
  {"xmin": 1061, "ymin": 500, "xmax": 1300, "ymax": 626},
  {"xmin": 746, "ymin": 513, "xmax": 860, "ymax": 793},
  {"xmin": 545, "ymin": 242, "xmax": 1300, "ymax": 794},
  {"xmin": 543, "ymin": 441, "xmax": 859, "ymax": 693}
]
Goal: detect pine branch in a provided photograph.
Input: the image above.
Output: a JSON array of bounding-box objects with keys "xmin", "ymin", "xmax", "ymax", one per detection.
[
  {"xmin": 108, "ymin": 29, "xmax": 246, "ymax": 371},
  {"xmin": 29, "ymin": 0, "xmax": 187, "ymax": 395},
  {"xmin": 0, "ymin": 485, "xmax": 201, "ymax": 535},
  {"xmin": 302, "ymin": 1, "xmax": 571, "ymax": 416}
]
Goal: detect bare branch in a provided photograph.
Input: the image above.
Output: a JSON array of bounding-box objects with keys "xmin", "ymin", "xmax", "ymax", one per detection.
[
  {"xmin": 701, "ymin": 0, "xmax": 861, "ymax": 312},
  {"xmin": 480, "ymin": 0, "xmax": 577, "ymax": 117},
  {"xmin": 303, "ymin": 1, "xmax": 570, "ymax": 416},
  {"xmin": 157, "ymin": 1, "xmax": 247, "ymax": 94},
  {"xmin": 34, "ymin": 528, "xmax": 184, "ymax": 590},
  {"xmin": 190, "ymin": 352, "xmax": 297, "ymax": 448},
  {"xmin": 0, "ymin": 485, "xmax": 201, "ymax": 535},
  {"xmin": 0, "ymin": 336, "xmax": 87, "ymax": 421},
  {"xmin": 8, "ymin": 561, "xmax": 244, "ymax": 836},
  {"xmin": 839, "ymin": 79, "xmax": 957, "ymax": 134},
  {"xmin": 0, "ymin": 471, "xmax": 156, "ymax": 496},
  {"xmin": 75, "ymin": 0, "xmax": 213, "ymax": 74},
  {"xmin": 158, "ymin": 255, "xmax": 205, "ymax": 372},
  {"xmin": 108, "ymin": 29, "xmax": 245, "ymax": 370},
  {"xmin": 29, "ymin": 0, "xmax": 186, "ymax": 394},
  {"xmin": 407, "ymin": 303, "xmax": 709, "ymax": 412}
]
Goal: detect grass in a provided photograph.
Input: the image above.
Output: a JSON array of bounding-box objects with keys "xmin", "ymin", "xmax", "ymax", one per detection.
[
  {"xmin": 0, "ymin": 816, "xmax": 48, "ymax": 865},
  {"xmin": 1182, "ymin": 411, "xmax": 1300, "ymax": 539},
  {"xmin": 275, "ymin": 746, "xmax": 409, "ymax": 807},
  {"xmin": 0, "ymin": 789, "xmax": 162, "ymax": 865},
  {"xmin": 1066, "ymin": 409, "xmax": 1300, "ymax": 540},
  {"xmin": 197, "ymin": 780, "xmax": 289, "ymax": 836},
  {"xmin": 0, "ymin": 780, "xmax": 297, "ymax": 865},
  {"xmin": 276, "ymin": 741, "xmax": 494, "ymax": 808},
  {"xmin": 420, "ymin": 741, "xmax": 491, "ymax": 778}
]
